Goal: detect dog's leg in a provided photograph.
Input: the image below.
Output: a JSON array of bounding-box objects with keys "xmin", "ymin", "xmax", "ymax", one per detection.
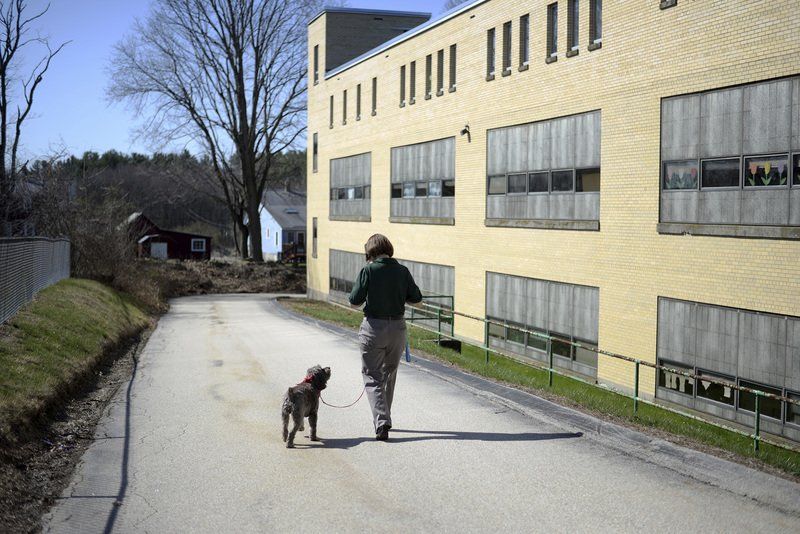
[
  {"xmin": 309, "ymin": 411, "xmax": 319, "ymax": 441},
  {"xmin": 287, "ymin": 412, "xmax": 302, "ymax": 448},
  {"xmin": 281, "ymin": 410, "xmax": 289, "ymax": 442}
]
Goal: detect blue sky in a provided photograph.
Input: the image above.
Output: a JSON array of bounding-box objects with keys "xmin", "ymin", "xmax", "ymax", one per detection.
[{"xmin": 20, "ymin": 0, "xmax": 445, "ymax": 160}]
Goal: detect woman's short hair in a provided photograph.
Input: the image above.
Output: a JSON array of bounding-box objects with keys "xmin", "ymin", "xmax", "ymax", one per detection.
[{"xmin": 364, "ymin": 234, "xmax": 394, "ymax": 261}]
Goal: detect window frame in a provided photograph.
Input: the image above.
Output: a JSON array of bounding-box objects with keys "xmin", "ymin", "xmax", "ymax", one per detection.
[
  {"xmin": 507, "ymin": 172, "xmax": 527, "ymax": 194},
  {"xmin": 442, "ymin": 179, "xmax": 456, "ymax": 197},
  {"xmin": 699, "ymin": 157, "xmax": 742, "ymax": 191},
  {"xmin": 743, "ymin": 153, "xmax": 790, "ymax": 189},
  {"xmin": 546, "ymin": 3, "xmax": 558, "ymax": 60},
  {"xmin": 793, "ymin": 153, "xmax": 800, "ymax": 187},
  {"xmin": 575, "ymin": 167, "xmax": 601, "ymax": 193},
  {"xmin": 487, "ymin": 174, "xmax": 507, "ymax": 195},
  {"xmin": 738, "ymin": 379, "xmax": 783, "ymax": 421},
  {"xmin": 436, "ymin": 49, "xmax": 445, "ymax": 95},
  {"xmin": 486, "ymin": 28, "xmax": 496, "ymax": 79},
  {"xmin": 312, "ymin": 132, "xmax": 318, "ymax": 173},
  {"xmin": 402, "ymin": 182, "xmax": 415, "ymax": 198},
  {"xmin": 662, "ymin": 159, "xmax": 699, "ymax": 191},
  {"xmin": 449, "ymin": 44, "xmax": 457, "ymax": 92},
  {"xmin": 399, "ymin": 65, "xmax": 406, "ymax": 107},
  {"xmin": 313, "ymin": 44, "xmax": 319, "ymax": 85},
  {"xmin": 695, "ymin": 368, "xmax": 736, "ymax": 408},
  {"xmin": 568, "ymin": 0, "xmax": 580, "ymax": 53},
  {"xmin": 329, "ymin": 94, "xmax": 334, "ymax": 128},
  {"xmin": 356, "ymin": 83, "xmax": 362, "ymax": 120},
  {"xmin": 519, "ymin": 14, "xmax": 530, "ymax": 68},
  {"xmin": 657, "ymin": 359, "xmax": 695, "ymax": 398},
  {"xmin": 786, "ymin": 390, "xmax": 800, "ymax": 429},
  {"xmin": 371, "ymin": 77, "xmax": 377, "ymax": 116},
  {"xmin": 409, "ymin": 61, "xmax": 416, "ymax": 104},
  {"xmin": 589, "ymin": 0, "xmax": 603, "ymax": 46},
  {"xmin": 528, "ymin": 171, "xmax": 550, "ymax": 194},
  {"xmin": 342, "ymin": 89, "xmax": 347, "ymax": 125},
  {"xmin": 190, "ymin": 238, "xmax": 206, "ymax": 252},
  {"xmin": 550, "ymin": 169, "xmax": 576, "ymax": 193},
  {"xmin": 502, "ymin": 21, "xmax": 512, "ymax": 75}
]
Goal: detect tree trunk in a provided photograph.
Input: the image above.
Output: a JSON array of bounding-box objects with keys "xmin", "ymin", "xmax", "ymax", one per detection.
[
  {"xmin": 239, "ymin": 221, "xmax": 249, "ymax": 260},
  {"xmin": 246, "ymin": 202, "xmax": 263, "ymax": 262}
]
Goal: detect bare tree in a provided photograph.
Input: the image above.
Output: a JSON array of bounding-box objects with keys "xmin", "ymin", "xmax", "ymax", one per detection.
[
  {"xmin": 0, "ymin": 1, "xmax": 67, "ymax": 236},
  {"xmin": 108, "ymin": 0, "xmax": 319, "ymax": 261}
]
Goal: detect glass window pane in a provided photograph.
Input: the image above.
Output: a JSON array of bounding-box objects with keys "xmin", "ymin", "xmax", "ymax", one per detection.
[
  {"xmin": 551, "ymin": 335, "xmax": 571, "ymax": 359},
  {"xmin": 364, "ymin": 185, "xmax": 371, "ymax": 199},
  {"xmin": 346, "ymin": 187, "xmax": 355, "ymax": 200},
  {"xmin": 739, "ymin": 380, "xmax": 782, "ymax": 420},
  {"xmin": 793, "ymin": 154, "xmax": 800, "ymax": 187},
  {"xmin": 337, "ymin": 188, "xmax": 346, "ymax": 200},
  {"xmin": 663, "ymin": 160, "xmax": 698, "ymax": 190},
  {"xmin": 391, "ymin": 183, "xmax": 402, "ymax": 198},
  {"xmin": 526, "ymin": 328, "xmax": 548, "ymax": 351},
  {"xmin": 354, "ymin": 186, "xmax": 364, "ymax": 199},
  {"xmin": 415, "ymin": 181, "xmax": 428, "ymax": 197},
  {"xmin": 788, "ymin": 391, "xmax": 800, "ymax": 426},
  {"xmin": 488, "ymin": 319, "xmax": 505, "ymax": 339},
  {"xmin": 744, "ymin": 155, "xmax": 789, "ymax": 187},
  {"xmin": 528, "ymin": 172, "xmax": 549, "ymax": 193},
  {"xmin": 443, "ymin": 179, "xmax": 455, "ymax": 197},
  {"xmin": 403, "ymin": 182, "xmax": 415, "ymax": 198},
  {"xmin": 551, "ymin": 170, "xmax": 574, "ymax": 192},
  {"xmin": 330, "ymin": 188, "xmax": 337, "ymax": 200},
  {"xmin": 488, "ymin": 175, "xmax": 506, "ymax": 195},
  {"xmin": 429, "ymin": 181, "xmax": 442, "ymax": 197},
  {"xmin": 701, "ymin": 159, "xmax": 739, "ymax": 188},
  {"xmin": 576, "ymin": 168, "xmax": 600, "ymax": 192},
  {"xmin": 574, "ymin": 341, "xmax": 597, "ymax": 368},
  {"xmin": 507, "ymin": 324, "xmax": 525, "ymax": 345},
  {"xmin": 658, "ymin": 360, "xmax": 694, "ymax": 396},
  {"xmin": 696, "ymin": 369, "xmax": 734, "ymax": 406},
  {"xmin": 508, "ymin": 173, "xmax": 527, "ymax": 193}
]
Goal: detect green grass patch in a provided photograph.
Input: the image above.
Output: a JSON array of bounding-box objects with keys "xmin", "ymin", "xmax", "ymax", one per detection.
[
  {"xmin": 0, "ymin": 279, "xmax": 150, "ymax": 436},
  {"xmin": 281, "ymin": 298, "xmax": 800, "ymax": 477}
]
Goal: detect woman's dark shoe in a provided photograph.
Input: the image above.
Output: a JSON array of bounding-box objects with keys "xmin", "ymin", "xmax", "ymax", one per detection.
[{"xmin": 376, "ymin": 425, "xmax": 389, "ymax": 441}]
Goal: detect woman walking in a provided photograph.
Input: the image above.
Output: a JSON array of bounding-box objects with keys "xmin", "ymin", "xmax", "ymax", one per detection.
[{"xmin": 349, "ymin": 234, "xmax": 422, "ymax": 441}]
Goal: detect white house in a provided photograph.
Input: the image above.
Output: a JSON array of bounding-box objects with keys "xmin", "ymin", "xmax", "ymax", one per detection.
[{"xmin": 254, "ymin": 186, "xmax": 306, "ymax": 261}]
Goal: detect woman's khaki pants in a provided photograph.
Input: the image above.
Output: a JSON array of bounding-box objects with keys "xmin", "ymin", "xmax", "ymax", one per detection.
[{"xmin": 358, "ymin": 317, "xmax": 407, "ymax": 431}]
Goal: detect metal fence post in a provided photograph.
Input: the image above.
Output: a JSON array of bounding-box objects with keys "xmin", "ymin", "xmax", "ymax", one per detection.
[
  {"xmin": 634, "ymin": 360, "xmax": 640, "ymax": 414},
  {"xmin": 754, "ymin": 392, "xmax": 761, "ymax": 452},
  {"xmin": 484, "ymin": 320, "xmax": 490, "ymax": 364},
  {"xmin": 548, "ymin": 346, "xmax": 554, "ymax": 387},
  {"xmin": 437, "ymin": 307, "xmax": 442, "ymax": 344}
]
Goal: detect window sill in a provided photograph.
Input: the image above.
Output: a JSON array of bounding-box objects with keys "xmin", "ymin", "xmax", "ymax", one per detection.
[
  {"xmin": 519, "ymin": 63, "xmax": 529, "ymax": 72},
  {"xmin": 341, "ymin": 120, "xmax": 346, "ymax": 125},
  {"xmin": 657, "ymin": 222, "xmax": 800, "ymax": 240},
  {"xmin": 409, "ymin": 98, "xmax": 415, "ymax": 105},
  {"xmin": 566, "ymin": 49, "xmax": 579, "ymax": 58},
  {"xmin": 329, "ymin": 215, "xmax": 371, "ymax": 222},
  {"xmin": 356, "ymin": 116, "xmax": 361, "ymax": 121},
  {"xmin": 390, "ymin": 216, "xmax": 455, "ymax": 226},
  {"xmin": 545, "ymin": 56, "xmax": 557, "ymax": 64},
  {"xmin": 588, "ymin": 41, "xmax": 602, "ymax": 51},
  {"xmin": 436, "ymin": 89, "xmax": 444, "ymax": 96},
  {"xmin": 486, "ymin": 73, "xmax": 495, "ymax": 81},
  {"xmin": 448, "ymin": 86, "xmax": 456, "ymax": 93},
  {"xmin": 501, "ymin": 68, "xmax": 511, "ymax": 77},
  {"xmin": 329, "ymin": 125, "xmax": 333, "ymax": 129},
  {"xmin": 425, "ymin": 94, "xmax": 432, "ymax": 100},
  {"xmin": 485, "ymin": 218, "xmax": 599, "ymax": 231},
  {"xmin": 371, "ymin": 111, "xmax": 377, "ymax": 116},
  {"xmin": 313, "ymin": 80, "xmax": 319, "ymax": 86},
  {"xmin": 660, "ymin": 0, "xmax": 677, "ymax": 9},
  {"xmin": 399, "ymin": 102, "xmax": 405, "ymax": 108}
]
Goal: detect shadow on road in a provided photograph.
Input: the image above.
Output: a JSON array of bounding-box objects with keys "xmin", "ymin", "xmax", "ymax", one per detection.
[{"xmin": 293, "ymin": 429, "xmax": 583, "ymax": 449}]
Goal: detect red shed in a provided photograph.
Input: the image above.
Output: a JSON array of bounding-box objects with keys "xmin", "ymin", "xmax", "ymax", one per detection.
[{"xmin": 127, "ymin": 213, "xmax": 212, "ymax": 261}]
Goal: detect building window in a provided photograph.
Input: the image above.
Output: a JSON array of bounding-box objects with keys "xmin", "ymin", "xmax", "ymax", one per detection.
[
  {"xmin": 449, "ymin": 44, "xmax": 456, "ymax": 91},
  {"xmin": 739, "ymin": 380, "xmax": 783, "ymax": 420},
  {"xmin": 415, "ymin": 181, "xmax": 428, "ymax": 197},
  {"xmin": 371, "ymin": 77, "xmax": 377, "ymax": 116},
  {"xmin": 700, "ymin": 158, "xmax": 739, "ymax": 189},
  {"xmin": 658, "ymin": 360, "xmax": 694, "ymax": 396},
  {"xmin": 313, "ymin": 44, "xmax": 319, "ymax": 84},
  {"xmin": 391, "ymin": 183, "xmax": 402, "ymax": 198},
  {"xmin": 528, "ymin": 172, "xmax": 549, "ymax": 193},
  {"xmin": 793, "ymin": 154, "xmax": 800, "ymax": 186},
  {"xmin": 568, "ymin": 0, "xmax": 579, "ymax": 53},
  {"xmin": 425, "ymin": 54, "xmax": 432, "ymax": 98},
  {"xmin": 744, "ymin": 155, "xmax": 789, "ymax": 187},
  {"xmin": 551, "ymin": 170, "xmax": 575, "ymax": 192},
  {"xmin": 436, "ymin": 49, "xmax": 444, "ymax": 95},
  {"xmin": 662, "ymin": 160, "xmax": 698, "ymax": 190},
  {"xmin": 443, "ymin": 180, "xmax": 455, "ymax": 197},
  {"xmin": 312, "ymin": 133, "xmax": 318, "ymax": 173},
  {"xmin": 488, "ymin": 175, "xmax": 506, "ymax": 195},
  {"xmin": 312, "ymin": 217, "xmax": 317, "ymax": 258},
  {"xmin": 429, "ymin": 181, "xmax": 442, "ymax": 197},
  {"xmin": 696, "ymin": 369, "xmax": 735, "ymax": 407},
  {"xmin": 546, "ymin": 3, "xmax": 558, "ymax": 61},
  {"xmin": 507, "ymin": 173, "xmax": 526, "ymax": 194},
  {"xmin": 329, "ymin": 95, "xmax": 333, "ymax": 128},
  {"xmin": 330, "ymin": 152, "xmax": 371, "ymax": 221},
  {"xmin": 589, "ymin": 0, "xmax": 602, "ymax": 48},
  {"xmin": 342, "ymin": 90, "xmax": 347, "ymax": 124},
  {"xmin": 356, "ymin": 84, "xmax": 361, "ymax": 120},
  {"xmin": 788, "ymin": 391, "xmax": 800, "ymax": 426},
  {"xmin": 399, "ymin": 65, "xmax": 406, "ymax": 107},
  {"xmin": 409, "ymin": 61, "xmax": 416, "ymax": 104},
  {"xmin": 402, "ymin": 182, "xmax": 415, "ymax": 198},
  {"xmin": 486, "ymin": 28, "xmax": 495, "ymax": 79},
  {"xmin": 191, "ymin": 238, "xmax": 206, "ymax": 252},
  {"xmin": 502, "ymin": 21, "xmax": 511, "ymax": 75},
  {"xmin": 576, "ymin": 168, "xmax": 601, "ymax": 192},
  {"xmin": 519, "ymin": 14, "xmax": 529, "ymax": 67}
]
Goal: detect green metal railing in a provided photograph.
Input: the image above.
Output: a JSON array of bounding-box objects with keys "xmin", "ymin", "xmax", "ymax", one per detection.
[{"xmin": 405, "ymin": 300, "xmax": 800, "ymax": 454}]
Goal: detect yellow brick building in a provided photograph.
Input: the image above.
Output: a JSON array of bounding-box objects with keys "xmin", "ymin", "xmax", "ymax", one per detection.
[{"xmin": 306, "ymin": 1, "xmax": 800, "ymax": 440}]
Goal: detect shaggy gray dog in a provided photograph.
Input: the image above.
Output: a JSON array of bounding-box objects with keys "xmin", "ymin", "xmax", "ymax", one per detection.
[{"xmin": 281, "ymin": 365, "xmax": 331, "ymax": 448}]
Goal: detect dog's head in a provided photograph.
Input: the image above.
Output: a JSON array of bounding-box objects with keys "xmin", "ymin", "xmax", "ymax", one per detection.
[{"xmin": 306, "ymin": 365, "xmax": 331, "ymax": 391}]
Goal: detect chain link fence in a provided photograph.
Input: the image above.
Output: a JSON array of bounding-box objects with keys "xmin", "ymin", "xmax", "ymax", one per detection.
[{"xmin": 0, "ymin": 237, "xmax": 70, "ymax": 324}]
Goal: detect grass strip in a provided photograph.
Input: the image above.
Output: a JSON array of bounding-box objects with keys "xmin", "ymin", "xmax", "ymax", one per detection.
[
  {"xmin": 281, "ymin": 298, "xmax": 800, "ymax": 477},
  {"xmin": 0, "ymin": 279, "xmax": 150, "ymax": 437}
]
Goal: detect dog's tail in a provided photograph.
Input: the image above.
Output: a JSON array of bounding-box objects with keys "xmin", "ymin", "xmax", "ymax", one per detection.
[{"xmin": 281, "ymin": 387, "xmax": 295, "ymax": 415}]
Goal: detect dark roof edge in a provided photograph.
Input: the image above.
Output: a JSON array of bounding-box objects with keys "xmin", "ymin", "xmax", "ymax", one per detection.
[
  {"xmin": 308, "ymin": 7, "xmax": 431, "ymax": 26},
  {"xmin": 323, "ymin": 0, "xmax": 489, "ymax": 79}
]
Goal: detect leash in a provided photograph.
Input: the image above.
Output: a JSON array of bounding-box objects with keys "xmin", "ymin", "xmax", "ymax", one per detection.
[{"xmin": 320, "ymin": 387, "xmax": 366, "ymax": 409}]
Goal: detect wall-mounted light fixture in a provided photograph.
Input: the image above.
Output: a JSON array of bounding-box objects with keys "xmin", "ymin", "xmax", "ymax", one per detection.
[{"xmin": 460, "ymin": 124, "xmax": 471, "ymax": 142}]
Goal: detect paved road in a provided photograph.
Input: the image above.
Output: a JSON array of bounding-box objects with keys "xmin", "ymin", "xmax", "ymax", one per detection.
[{"xmin": 45, "ymin": 295, "xmax": 800, "ymax": 533}]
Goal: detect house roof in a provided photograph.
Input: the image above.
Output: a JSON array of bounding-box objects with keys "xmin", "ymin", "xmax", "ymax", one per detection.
[
  {"xmin": 262, "ymin": 188, "xmax": 307, "ymax": 230},
  {"xmin": 321, "ymin": 1, "xmax": 489, "ymax": 79}
]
